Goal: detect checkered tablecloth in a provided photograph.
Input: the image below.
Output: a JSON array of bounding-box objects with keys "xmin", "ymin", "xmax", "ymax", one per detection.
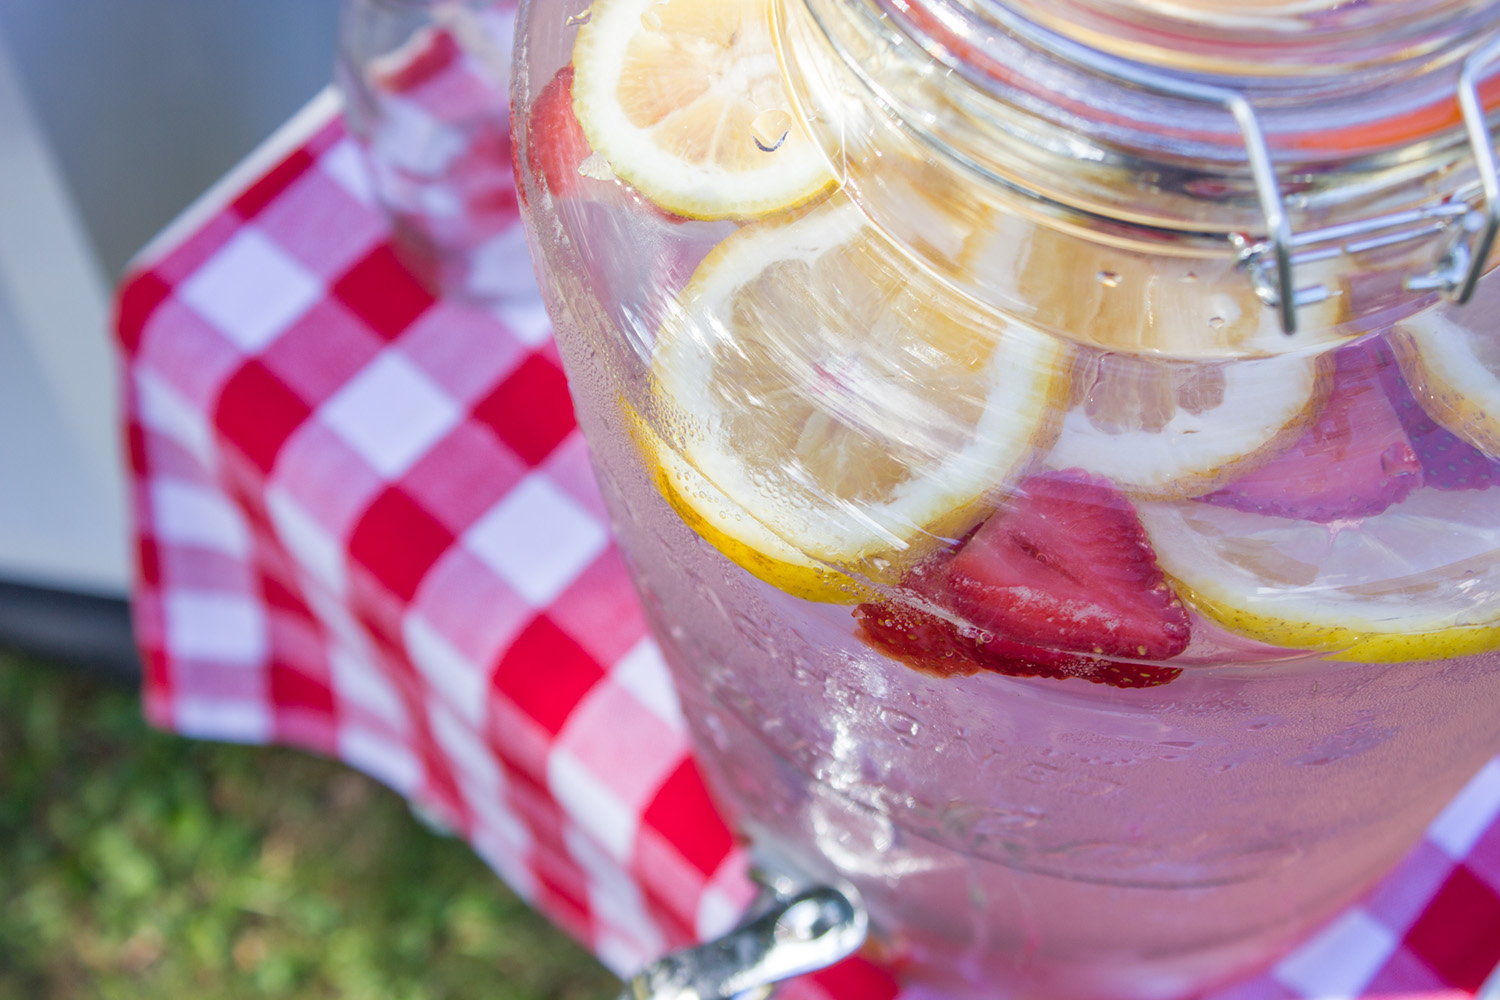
[{"xmin": 114, "ymin": 9, "xmax": 1500, "ymax": 997}]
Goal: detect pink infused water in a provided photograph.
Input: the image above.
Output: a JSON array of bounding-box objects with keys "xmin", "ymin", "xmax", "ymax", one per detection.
[{"xmin": 561, "ymin": 323, "xmax": 1500, "ymax": 999}]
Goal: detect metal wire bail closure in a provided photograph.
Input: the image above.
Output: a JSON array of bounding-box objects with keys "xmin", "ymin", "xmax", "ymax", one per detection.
[
  {"xmin": 980, "ymin": 4, "xmax": 1500, "ymax": 336},
  {"xmin": 1446, "ymin": 32, "xmax": 1500, "ymax": 306},
  {"xmin": 1236, "ymin": 32, "xmax": 1500, "ymax": 335}
]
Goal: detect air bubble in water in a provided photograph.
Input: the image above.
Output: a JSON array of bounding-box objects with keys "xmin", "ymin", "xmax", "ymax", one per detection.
[
  {"xmin": 751, "ymin": 109, "xmax": 794, "ymax": 152},
  {"xmin": 1096, "ymin": 270, "xmax": 1121, "ymax": 288},
  {"xmin": 1208, "ymin": 316, "xmax": 1227, "ymax": 329}
]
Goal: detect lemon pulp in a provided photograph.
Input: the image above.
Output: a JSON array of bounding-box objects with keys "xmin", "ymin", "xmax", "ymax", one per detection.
[
  {"xmin": 570, "ymin": 0, "xmax": 837, "ymax": 220},
  {"xmin": 640, "ymin": 196, "xmax": 1071, "ymax": 597}
]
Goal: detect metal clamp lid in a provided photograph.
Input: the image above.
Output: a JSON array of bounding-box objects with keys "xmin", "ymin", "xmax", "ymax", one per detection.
[
  {"xmin": 983, "ymin": 6, "xmax": 1500, "ymax": 335},
  {"xmin": 1233, "ymin": 33, "xmax": 1500, "ymax": 334}
]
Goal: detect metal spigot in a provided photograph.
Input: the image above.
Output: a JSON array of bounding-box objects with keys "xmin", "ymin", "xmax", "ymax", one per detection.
[{"xmin": 617, "ymin": 873, "xmax": 867, "ymax": 1000}]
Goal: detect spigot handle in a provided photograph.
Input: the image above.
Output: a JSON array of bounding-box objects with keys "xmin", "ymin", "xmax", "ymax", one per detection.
[{"xmin": 617, "ymin": 882, "xmax": 867, "ymax": 1000}]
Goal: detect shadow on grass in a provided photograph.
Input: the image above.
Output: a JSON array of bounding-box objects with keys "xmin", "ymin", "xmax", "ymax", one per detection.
[{"xmin": 0, "ymin": 650, "xmax": 620, "ymax": 1000}]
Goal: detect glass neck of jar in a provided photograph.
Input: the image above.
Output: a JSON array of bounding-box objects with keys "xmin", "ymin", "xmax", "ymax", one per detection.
[
  {"xmin": 777, "ymin": 0, "xmax": 1500, "ymax": 347},
  {"xmin": 997, "ymin": 0, "xmax": 1500, "ymax": 85},
  {"xmin": 780, "ymin": 0, "xmax": 1500, "ymax": 244}
]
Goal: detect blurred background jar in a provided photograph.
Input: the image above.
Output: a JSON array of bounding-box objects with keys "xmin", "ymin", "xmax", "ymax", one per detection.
[{"xmin": 337, "ymin": 0, "xmax": 531, "ymax": 306}]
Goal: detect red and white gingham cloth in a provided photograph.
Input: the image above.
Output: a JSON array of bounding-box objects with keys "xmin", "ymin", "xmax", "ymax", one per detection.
[{"xmin": 114, "ymin": 10, "xmax": 1500, "ymax": 998}]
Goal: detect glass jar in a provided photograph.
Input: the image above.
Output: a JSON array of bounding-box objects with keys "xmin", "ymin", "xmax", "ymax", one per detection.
[
  {"xmin": 511, "ymin": 1, "xmax": 1500, "ymax": 996},
  {"xmin": 337, "ymin": 0, "xmax": 526, "ymax": 304}
]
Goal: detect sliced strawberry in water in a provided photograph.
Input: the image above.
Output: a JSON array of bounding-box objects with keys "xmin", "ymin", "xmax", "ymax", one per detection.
[
  {"xmin": 526, "ymin": 65, "xmax": 592, "ymax": 200},
  {"xmin": 1085, "ymin": 661, "xmax": 1184, "ymax": 689},
  {"xmin": 853, "ymin": 601, "xmax": 1183, "ymax": 689},
  {"xmin": 946, "ymin": 470, "xmax": 1191, "ymax": 661},
  {"xmin": 851, "ymin": 470, "xmax": 1190, "ymax": 687},
  {"xmin": 854, "ymin": 601, "xmax": 1022, "ymax": 678},
  {"xmin": 1201, "ymin": 340, "xmax": 1422, "ymax": 521},
  {"xmin": 858, "ymin": 549, "xmax": 1093, "ymax": 678},
  {"xmin": 1373, "ymin": 339, "xmax": 1500, "ymax": 492},
  {"xmin": 1407, "ymin": 427, "xmax": 1500, "ymax": 490}
]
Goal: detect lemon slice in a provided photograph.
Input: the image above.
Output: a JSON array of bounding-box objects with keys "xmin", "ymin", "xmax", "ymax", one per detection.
[
  {"xmin": 570, "ymin": 0, "xmax": 837, "ymax": 220},
  {"xmin": 1392, "ymin": 275, "xmax": 1500, "ymax": 458},
  {"xmin": 643, "ymin": 195, "xmax": 1071, "ymax": 591},
  {"xmin": 1043, "ymin": 349, "xmax": 1327, "ymax": 498},
  {"xmin": 1137, "ymin": 490, "xmax": 1500, "ymax": 662},
  {"xmin": 963, "ymin": 218, "xmax": 1348, "ymax": 357},
  {"xmin": 631, "ymin": 414, "xmax": 873, "ymax": 603}
]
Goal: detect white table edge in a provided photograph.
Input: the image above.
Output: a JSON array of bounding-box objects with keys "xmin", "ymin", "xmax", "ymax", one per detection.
[{"xmin": 128, "ymin": 85, "xmax": 345, "ymax": 274}]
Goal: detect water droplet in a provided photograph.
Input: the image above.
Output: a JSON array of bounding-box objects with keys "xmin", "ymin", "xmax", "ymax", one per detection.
[
  {"xmin": 1020, "ymin": 760, "xmax": 1062, "ymax": 785},
  {"xmin": 731, "ymin": 613, "xmax": 775, "ymax": 657},
  {"xmin": 1208, "ymin": 315, "xmax": 1227, "ymax": 329},
  {"xmin": 702, "ymin": 711, "xmax": 732, "ymax": 751},
  {"xmin": 878, "ymin": 707, "xmax": 921, "ymax": 739},
  {"xmin": 1181, "ymin": 271, "xmax": 1199, "ymax": 283},
  {"xmin": 751, "ymin": 109, "xmax": 794, "ymax": 152},
  {"xmin": 578, "ymin": 152, "xmax": 615, "ymax": 180},
  {"xmin": 1062, "ymin": 776, "xmax": 1123, "ymax": 798},
  {"xmin": 565, "ymin": 9, "xmax": 592, "ymax": 27},
  {"xmin": 1096, "ymin": 270, "xmax": 1122, "ymax": 288}
]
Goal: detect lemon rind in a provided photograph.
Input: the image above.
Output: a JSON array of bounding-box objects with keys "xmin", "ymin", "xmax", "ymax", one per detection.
[{"xmin": 1170, "ymin": 582, "xmax": 1500, "ymax": 664}]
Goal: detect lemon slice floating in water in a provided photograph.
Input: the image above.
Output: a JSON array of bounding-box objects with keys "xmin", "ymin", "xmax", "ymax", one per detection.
[
  {"xmin": 641, "ymin": 196, "xmax": 1071, "ymax": 597},
  {"xmin": 1044, "ymin": 349, "xmax": 1327, "ymax": 498},
  {"xmin": 570, "ymin": 0, "xmax": 837, "ymax": 219},
  {"xmin": 1137, "ymin": 489, "xmax": 1500, "ymax": 662},
  {"xmin": 1392, "ymin": 275, "xmax": 1500, "ymax": 460}
]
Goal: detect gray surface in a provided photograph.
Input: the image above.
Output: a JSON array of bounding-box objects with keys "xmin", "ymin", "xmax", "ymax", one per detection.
[
  {"xmin": 0, "ymin": 0, "xmax": 342, "ymax": 279},
  {"xmin": 0, "ymin": 2, "xmax": 341, "ymax": 670},
  {"xmin": 0, "ymin": 275, "xmax": 119, "ymax": 595},
  {"xmin": 0, "ymin": 581, "xmax": 137, "ymax": 681}
]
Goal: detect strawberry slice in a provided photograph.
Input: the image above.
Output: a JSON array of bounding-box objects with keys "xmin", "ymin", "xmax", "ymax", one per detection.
[
  {"xmin": 853, "ymin": 601, "xmax": 1183, "ymax": 689},
  {"xmin": 1201, "ymin": 340, "xmax": 1423, "ymax": 521},
  {"xmin": 947, "ymin": 470, "xmax": 1191, "ymax": 661},
  {"xmin": 526, "ymin": 65, "xmax": 592, "ymax": 200},
  {"xmin": 854, "ymin": 470, "xmax": 1189, "ymax": 689}
]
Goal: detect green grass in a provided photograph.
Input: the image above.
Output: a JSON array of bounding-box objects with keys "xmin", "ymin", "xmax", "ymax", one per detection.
[{"xmin": 0, "ymin": 650, "xmax": 620, "ymax": 1000}]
